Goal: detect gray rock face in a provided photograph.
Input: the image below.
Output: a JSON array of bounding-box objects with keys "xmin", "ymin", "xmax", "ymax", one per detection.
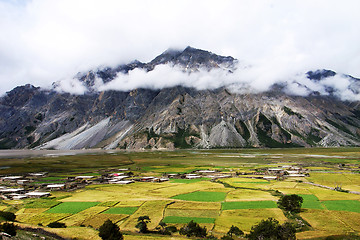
[{"xmin": 0, "ymin": 47, "xmax": 360, "ymax": 150}]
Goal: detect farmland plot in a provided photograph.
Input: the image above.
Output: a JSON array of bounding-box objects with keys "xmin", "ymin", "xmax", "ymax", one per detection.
[
  {"xmin": 47, "ymin": 202, "xmax": 99, "ymax": 214},
  {"xmin": 225, "ymin": 189, "xmax": 277, "ymax": 202},
  {"xmin": 60, "ymin": 206, "xmax": 108, "ymax": 226},
  {"xmin": 214, "ymin": 208, "xmax": 286, "ymax": 233},
  {"xmin": 300, "ymin": 209, "xmax": 353, "ymax": 233},
  {"xmin": 104, "ymin": 207, "xmax": 138, "ymax": 215},
  {"xmin": 121, "ymin": 200, "xmax": 172, "ymax": 231},
  {"xmin": 171, "ymin": 191, "xmax": 227, "ymax": 202},
  {"xmin": 83, "ymin": 213, "xmax": 128, "ymax": 229}
]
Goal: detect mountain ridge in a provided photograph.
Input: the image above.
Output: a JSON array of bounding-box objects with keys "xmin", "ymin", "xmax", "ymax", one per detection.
[{"xmin": 1, "ymin": 47, "xmax": 360, "ymax": 150}]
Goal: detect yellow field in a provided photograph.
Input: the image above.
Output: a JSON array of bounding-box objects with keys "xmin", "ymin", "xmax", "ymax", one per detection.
[
  {"xmin": 214, "ymin": 208, "xmax": 286, "ymax": 233},
  {"xmin": 167, "ymin": 201, "xmax": 221, "ymax": 210},
  {"xmin": 82, "ymin": 213, "xmax": 129, "ymax": 229},
  {"xmin": 60, "ymin": 206, "xmax": 108, "ymax": 226},
  {"xmin": 25, "ymin": 213, "xmax": 72, "ymax": 226},
  {"xmin": 329, "ymin": 210, "xmax": 360, "ymax": 232},
  {"xmin": 296, "ymin": 230, "xmax": 338, "ymax": 239},
  {"xmin": 61, "ymin": 181, "xmax": 225, "ymax": 202},
  {"xmin": 307, "ymin": 188, "xmax": 360, "ymax": 201},
  {"xmin": 165, "ymin": 208, "xmax": 219, "ymax": 218},
  {"xmin": 121, "ymin": 200, "xmax": 172, "ymax": 231},
  {"xmin": 115, "ymin": 200, "xmax": 145, "ymax": 207},
  {"xmin": 225, "ymin": 189, "xmax": 277, "ymax": 202},
  {"xmin": 300, "ymin": 209, "xmax": 353, "ymax": 234},
  {"xmin": 47, "ymin": 226, "xmax": 101, "ymax": 240},
  {"xmin": 269, "ymin": 180, "xmax": 299, "ymax": 189}
]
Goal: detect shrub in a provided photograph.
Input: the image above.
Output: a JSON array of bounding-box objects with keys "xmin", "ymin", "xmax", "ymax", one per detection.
[
  {"xmin": 179, "ymin": 220, "xmax": 207, "ymax": 238},
  {"xmin": 47, "ymin": 222, "xmax": 66, "ymax": 228},
  {"xmin": 135, "ymin": 216, "xmax": 151, "ymax": 233},
  {"xmin": 165, "ymin": 225, "xmax": 177, "ymax": 233},
  {"xmin": 0, "ymin": 211, "xmax": 16, "ymax": 221},
  {"xmin": 98, "ymin": 219, "xmax": 123, "ymax": 240}
]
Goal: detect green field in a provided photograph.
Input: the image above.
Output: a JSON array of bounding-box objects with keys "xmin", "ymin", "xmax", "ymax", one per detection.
[
  {"xmin": 299, "ymin": 194, "xmax": 324, "ymax": 209},
  {"xmin": 322, "ymin": 200, "xmax": 360, "ymax": 213},
  {"xmin": 103, "ymin": 207, "xmax": 138, "ymax": 215},
  {"xmin": 171, "ymin": 191, "xmax": 227, "ymax": 202},
  {"xmin": 46, "ymin": 202, "xmax": 99, "ymax": 214},
  {"xmin": 222, "ymin": 201, "xmax": 277, "ymax": 210}
]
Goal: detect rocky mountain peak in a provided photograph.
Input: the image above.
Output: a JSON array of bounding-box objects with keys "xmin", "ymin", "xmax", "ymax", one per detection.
[
  {"xmin": 149, "ymin": 46, "xmax": 236, "ymax": 70},
  {"xmin": 307, "ymin": 69, "xmax": 336, "ymax": 81},
  {"xmin": 1, "ymin": 84, "xmax": 40, "ymax": 107},
  {"xmin": 76, "ymin": 47, "xmax": 238, "ymax": 90}
]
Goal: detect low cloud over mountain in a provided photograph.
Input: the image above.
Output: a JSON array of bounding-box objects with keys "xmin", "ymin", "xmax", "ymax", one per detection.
[{"xmin": 54, "ymin": 47, "xmax": 360, "ymax": 102}]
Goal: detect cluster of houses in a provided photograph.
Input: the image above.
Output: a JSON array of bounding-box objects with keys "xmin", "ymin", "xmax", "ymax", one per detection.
[
  {"xmin": 261, "ymin": 165, "xmax": 309, "ymax": 180},
  {"xmin": 0, "ymin": 167, "xmax": 233, "ymax": 200},
  {"xmin": 0, "ymin": 172, "xmax": 54, "ymax": 200},
  {"xmin": 106, "ymin": 169, "xmax": 232, "ymax": 184},
  {"xmin": 0, "ymin": 164, "xmax": 306, "ymax": 200},
  {"xmin": 167, "ymin": 170, "xmax": 232, "ymax": 180}
]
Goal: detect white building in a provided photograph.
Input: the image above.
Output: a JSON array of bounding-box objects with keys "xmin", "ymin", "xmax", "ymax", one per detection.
[
  {"xmin": 25, "ymin": 192, "xmax": 51, "ymax": 198},
  {"xmin": 47, "ymin": 184, "xmax": 65, "ymax": 190}
]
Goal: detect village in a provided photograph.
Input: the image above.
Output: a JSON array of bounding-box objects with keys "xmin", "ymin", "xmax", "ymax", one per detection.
[{"xmin": 0, "ymin": 165, "xmax": 309, "ymax": 200}]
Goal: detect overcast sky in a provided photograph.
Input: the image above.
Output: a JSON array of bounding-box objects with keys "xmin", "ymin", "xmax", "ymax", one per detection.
[{"xmin": 1, "ymin": 0, "xmax": 360, "ymax": 97}]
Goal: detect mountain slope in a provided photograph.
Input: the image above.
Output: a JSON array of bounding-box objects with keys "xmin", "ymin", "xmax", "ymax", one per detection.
[{"xmin": 0, "ymin": 47, "xmax": 359, "ymax": 150}]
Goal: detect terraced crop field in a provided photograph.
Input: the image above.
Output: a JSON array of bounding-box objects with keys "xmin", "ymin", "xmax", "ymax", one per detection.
[
  {"xmin": 103, "ymin": 207, "xmax": 138, "ymax": 215},
  {"xmin": 171, "ymin": 191, "xmax": 227, "ymax": 202},
  {"xmin": 46, "ymin": 202, "xmax": 100, "ymax": 214},
  {"xmin": 222, "ymin": 201, "xmax": 277, "ymax": 210}
]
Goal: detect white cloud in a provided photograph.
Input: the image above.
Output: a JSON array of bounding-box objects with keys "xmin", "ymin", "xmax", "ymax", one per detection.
[
  {"xmin": 0, "ymin": 0, "xmax": 359, "ymax": 100},
  {"xmin": 91, "ymin": 63, "xmax": 359, "ymax": 101}
]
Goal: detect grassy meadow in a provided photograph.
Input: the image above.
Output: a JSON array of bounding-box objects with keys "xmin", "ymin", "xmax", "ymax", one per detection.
[{"xmin": 0, "ymin": 147, "xmax": 359, "ymax": 239}]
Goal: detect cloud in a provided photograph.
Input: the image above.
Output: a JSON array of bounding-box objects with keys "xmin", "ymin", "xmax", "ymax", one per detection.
[
  {"xmin": 88, "ymin": 63, "xmax": 359, "ymax": 101},
  {"xmin": 0, "ymin": 0, "xmax": 360, "ymax": 100},
  {"xmin": 53, "ymin": 77, "xmax": 88, "ymax": 95}
]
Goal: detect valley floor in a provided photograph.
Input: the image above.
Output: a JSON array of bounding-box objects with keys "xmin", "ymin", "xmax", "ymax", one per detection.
[{"xmin": 0, "ymin": 148, "xmax": 359, "ymax": 239}]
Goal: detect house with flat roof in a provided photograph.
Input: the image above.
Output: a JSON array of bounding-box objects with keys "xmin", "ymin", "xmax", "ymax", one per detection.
[
  {"xmin": 25, "ymin": 192, "xmax": 50, "ymax": 198},
  {"xmin": 46, "ymin": 184, "xmax": 65, "ymax": 190}
]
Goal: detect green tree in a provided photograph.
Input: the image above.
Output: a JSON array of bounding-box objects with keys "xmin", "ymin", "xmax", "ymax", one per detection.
[
  {"xmin": 179, "ymin": 220, "xmax": 207, "ymax": 238},
  {"xmin": 98, "ymin": 219, "xmax": 123, "ymax": 240},
  {"xmin": 227, "ymin": 225, "xmax": 244, "ymax": 238},
  {"xmin": 247, "ymin": 218, "xmax": 296, "ymax": 240},
  {"xmin": 0, "ymin": 222, "xmax": 17, "ymax": 236},
  {"xmin": 277, "ymin": 194, "xmax": 303, "ymax": 213},
  {"xmin": 136, "ymin": 216, "xmax": 151, "ymax": 233}
]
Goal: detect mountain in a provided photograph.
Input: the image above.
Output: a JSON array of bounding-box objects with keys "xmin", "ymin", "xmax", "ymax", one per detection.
[{"xmin": 1, "ymin": 47, "xmax": 360, "ymax": 150}]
